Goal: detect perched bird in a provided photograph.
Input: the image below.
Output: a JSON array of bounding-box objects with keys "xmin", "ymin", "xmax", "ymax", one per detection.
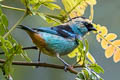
[{"xmin": 18, "ymin": 17, "xmax": 96, "ymax": 70}]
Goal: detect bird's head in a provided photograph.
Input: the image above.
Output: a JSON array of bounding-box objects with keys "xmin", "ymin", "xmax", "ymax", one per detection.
[{"xmin": 68, "ymin": 17, "xmax": 97, "ymax": 36}]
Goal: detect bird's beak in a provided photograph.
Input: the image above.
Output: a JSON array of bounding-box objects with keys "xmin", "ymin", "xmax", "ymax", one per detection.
[{"xmin": 88, "ymin": 27, "xmax": 97, "ymax": 31}]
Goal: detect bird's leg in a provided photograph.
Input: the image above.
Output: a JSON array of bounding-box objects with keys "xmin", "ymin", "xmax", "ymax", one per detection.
[
  {"xmin": 56, "ymin": 53, "xmax": 72, "ymax": 71},
  {"xmin": 35, "ymin": 50, "xmax": 41, "ymax": 68},
  {"xmin": 38, "ymin": 49, "xmax": 41, "ymax": 62}
]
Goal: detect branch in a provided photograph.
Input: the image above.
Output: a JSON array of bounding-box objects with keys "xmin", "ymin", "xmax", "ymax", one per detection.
[
  {"xmin": 22, "ymin": 46, "xmax": 38, "ymax": 50},
  {"xmin": 0, "ymin": 59, "xmax": 84, "ymax": 74},
  {"xmin": 0, "ymin": 46, "xmax": 38, "ymax": 55},
  {"xmin": 3, "ymin": 11, "xmax": 27, "ymax": 38},
  {"xmin": 1, "ymin": 4, "xmax": 25, "ymax": 12}
]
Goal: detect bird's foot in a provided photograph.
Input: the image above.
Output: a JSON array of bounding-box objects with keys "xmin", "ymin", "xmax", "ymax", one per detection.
[
  {"xmin": 64, "ymin": 64, "xmax": 73, "ymax": 72},
  {"xmin": 35, "ymin": 61, "xmax": 41, "ymax": 68}
]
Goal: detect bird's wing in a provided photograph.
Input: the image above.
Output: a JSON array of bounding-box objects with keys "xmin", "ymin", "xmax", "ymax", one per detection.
[
  {"xmin": 32, "ymin": 25, "xmax": 77, "ymax": 39},
  {"xmin": 33, "ymin": 27, "xmax": 58, "ymax": 35}
]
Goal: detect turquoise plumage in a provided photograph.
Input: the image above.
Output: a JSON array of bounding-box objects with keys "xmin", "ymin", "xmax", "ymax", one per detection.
[{"xmin": 18, "ymin": 17, "xmax": 96, "ymax": 70}]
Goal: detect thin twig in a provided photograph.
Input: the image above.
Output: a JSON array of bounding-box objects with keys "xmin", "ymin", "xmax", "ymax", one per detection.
[
  {"xmin": 0, "ymin": 52, "xmax": 5, "ymax": 54},
  {"xmin": 3, "ymin": 11, "xmax": 27, "ymax": 38},
  {"xmin": 0, "ymin": 46, "xmax": 38, "ymax": 55},
  {"xmin": 0, "ymin": 59, "xmax": 84, "ymax": 74},
  {"xmin": 1, "ymin": 4, "xmax": 25, "ymax": 12},
  {"xmin": 22, "ymin": 46, "xmax": 38, "ymax": 50}
]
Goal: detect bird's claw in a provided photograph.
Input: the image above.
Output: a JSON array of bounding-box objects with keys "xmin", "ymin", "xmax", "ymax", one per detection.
[
  {"xmin": 35, "ymin": 61, "xmax": 40, "ymax": 68},
  {"xmin": 64, "ymin": 64, "xmax": 73, "ymax": 72}
]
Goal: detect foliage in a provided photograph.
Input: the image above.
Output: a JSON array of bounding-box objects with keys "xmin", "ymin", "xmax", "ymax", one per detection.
[
  {"xmin": 62, "ymin": 0, "xmax": 96, "ymax": 19},
  {"xmin": 0, "ymin": 0, "xmax": 118, "ymax": 80},
  {"xmin": 75, "ymin": 67, "xmax": 103, "ymax": 80},
  {"xmin": 94, "ymin": 24, "xmax": 120, "ymax": 63},
  {"xmin": 0, "ymin": 6, "xmax": 31, "ymax": 79}
]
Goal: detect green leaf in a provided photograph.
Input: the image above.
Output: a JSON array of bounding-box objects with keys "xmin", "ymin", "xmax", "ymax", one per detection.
[
  {"xmin": 0, "ymin": 9, "xmax": 8, "ymax": 36},
  {"xmin": 87, "ymin": 52, "xmax": 96, "ymax": 64},
  {"xmin": 46, "ymin": 16, "xmax": 61, "ymax": 26},
  {"xmin": 46, "ymin": 14, "xmax": 63, "ymax": 22},
  {"xmin": 77, "ymin": 72, "xmax": 85, "ymax": 80},
  {"xmin": 82, "ymin": 69, "xmax": 90, "ymax": 79},
  {"xmin": 29, "ymin": 0, "xmax": 39, "ymax": 4},
  {"xmin": 90, "ymin": 64, "xmax": 104, "ymax": 73},
  {"xmin": 37, "ymin": 13, "xmax": 46, "ymax": 20},
  {"xmin": 43, "ymin": 3, "xmax": 61, "ymax": 10},
  {"xmin": 78, "ymin": 40, "xmax": 84, "ymax": 49},
  {"xmin": 77, "ymin": 67, "xmax": 103, "ymax": 80},
  {"xmin": 0, "ymin": 8, "xmax": 2, "ymax": 15},
  {"xmin": 0, "ymin": 36, "xmax": 8, "ymax": 54},
  {"xmin": 85, "ymin": 39, "xmax": 89, "ymax": 53},
  {"xmin": 91, "ymin": 71, "xmax": 103, "ymax": 80},
  {"xmin": 89, "ymin": 72, "xmax": 97, "ymax": 80},
  {"xmin": 21, "ymin": 51, "xmax": 32, "ymax": 62},
  {"xmin": 1, "ymin": 14, "xmax": 8, "ymax": 27}
]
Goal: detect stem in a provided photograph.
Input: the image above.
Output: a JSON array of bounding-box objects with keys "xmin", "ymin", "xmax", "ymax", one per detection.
[
  {"xmin": 3, "ymin": 12, "xmax": 27, "ymax": 38},
  {"xmin": 1, "ymin": 4, "xmax": 25, "ymax": 12},
  {"xmin": 0, "ymin": 59, "xmax": 83, "ymax": 74},
  {"xmin": 89, "ymin": 5, "xmax": 94, "ymax": 21}
]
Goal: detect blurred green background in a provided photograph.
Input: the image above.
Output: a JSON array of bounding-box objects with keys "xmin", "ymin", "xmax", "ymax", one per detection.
[{"xmin": 0, "ymin": 0, "xmax": 120, "ymax": 80}]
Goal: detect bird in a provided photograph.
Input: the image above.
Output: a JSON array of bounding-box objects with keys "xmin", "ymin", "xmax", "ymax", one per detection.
[{"xmin": 18, "ymin": 17, "xmax": 96, "ymax": 70}]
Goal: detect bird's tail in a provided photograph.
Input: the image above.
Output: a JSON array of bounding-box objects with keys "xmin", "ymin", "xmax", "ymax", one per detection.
[{"xmin": 18, "ymin": 25, "xmax": 35, "ymax": 32}]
